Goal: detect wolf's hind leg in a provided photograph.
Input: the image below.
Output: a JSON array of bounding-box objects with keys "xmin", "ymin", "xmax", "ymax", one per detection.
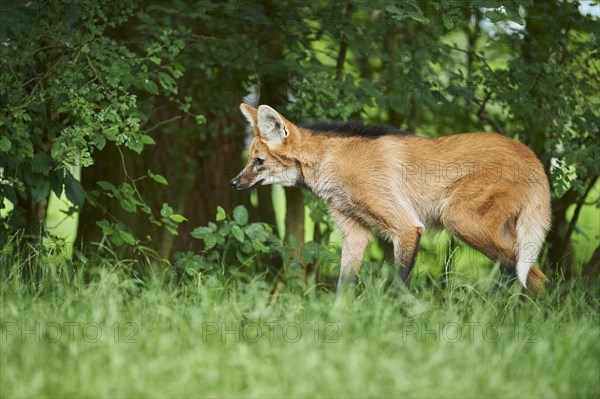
[
  {"xmin": 500, "ymin": 262, "xmax": 517, "ymax": 276},
  {"xmin": 497, "ymin": 262, "xmax": 518, "ymax": 288}
]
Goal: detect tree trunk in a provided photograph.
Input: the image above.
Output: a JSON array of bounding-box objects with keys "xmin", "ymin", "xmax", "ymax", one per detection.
[
  {"xmin": 176, "ymin": 128, "xmax": 251, "ymax": 252},
  {"xmin": 78, "ymin": 142, "xmax": 129, "ymax": 246},
  {"xmin": 546, "ymin": 192, "xmax": 577, "ymax": 278},
  {"xmin": 383, "ymin": 25, "xmax": 403, "ymax": 128},
  {"xmin": 285, "ymin": 189, "xmax": 304, "ymax": 243},
  {"xmin": 583, "ymin": 246, "xmax": 600, "ymax": 284},
  {"xmin": 256, "ymin": 3, "xmax": 303, "ymax": 245}
]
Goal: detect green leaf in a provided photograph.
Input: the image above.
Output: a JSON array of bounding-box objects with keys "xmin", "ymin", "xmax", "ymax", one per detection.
[
  {"xmin": 118, "ymin": 230, "xmax": 136, "ymax": 244},
  {"xmin": 161, "ymin": 203, "xmax": 173, "ymax": 217},
  {"xmin": 141, "ymin": 134, "xmax": 156, "ymax": 145},
  {"xmin": 121, "ymin": 200, "xmax": 136, "ymax": 213},
  {"xmin": 130, "ymin": 140, "xmax": 144, "ymax": 154},
  {"xmin": 31, "ymin": 153, "xmax": 53, "ymax": 173},
  {"xmin": 441, "ymin": 14, "xmax": 454, "ymax": 30},
  {"xmin": 157, "ymin": 71, "xmax": 177, "ymax": 94},
  {"xmin": 96, "ymin": 220, "xmax": 114, "ymax": 235},
  {"xmin": 143, "ymin": 80, "xmax": 159, "ymax": 95},
  {"xmin": 203, "ymin": 233, "xmax": 218, "ymax": 249},
  {"xmin": 94, "ymin": 133, "xmax": 106, "ymax": 150},
  {"xmin": 149, "ymin": 170, "xmax": 168, "ymax": 185},
  {"xmin": 64, "ymin": 172, "xmax": 85, "ymax": 207},
  {"xmin": 251, "ymin": 240, "xmax": 268, "ymax": 253},
  {"xmin": 386, "ymin": 2, "xmax": 429, "ymax": 24},
  {"xmin": 191, "ymin": 226, "xmax": 212, "ymax": 239},
  {"xmin": 218, "ymin": 222, "xmax": 230, "ymax": 237},
  {"xmin": 231, "ymin": 224, "xmax": 245, "ymax": 243},
  {"xmin": 216, "ymin": 206, "xmax": 226, "ymax": 222},
  {"xmin": 151, "ymin": 174, "xmax": 168, "ymax": 185},
  {"xmin": 109, "ymin": 233, "xmax": 124, "ymax": 246},
  {"xmin": 484, "ymin": 10, "xmax": 504, "ymax": 23},
  {"xmin": 174, "ymin": 62, "xmax": 185, "ymax": 73},
  {"xmin": 104, "ymin": 126, "xmax": 118, "ymax": 141},
  {"xmin": 29, "ymin": 174, "xmax": 50, "ymax": 202},
  {"xmin": 192, "ymin": 227, "xmax": 219, "ymax": 249},
  {"xmin": 244, "ymin": 223, "xmax": 268, "ymax": 241},
  {"xmin": 233, "ymin": 205, "xmax": 248, "ymax": 225},
  {"xmin": 50, "ymin": 169, "xmax": 64, "ymax": 197},
  {"xmin": 169, "ymin": 213, "xmax": 187, "ymax": 223},
  {"xmin": 0, "ymin": 136, "xmax": 11, "ymax": 152},
  {"xmin": 97, "ymin": 180, "xmax": 116, "ymax": 191}
]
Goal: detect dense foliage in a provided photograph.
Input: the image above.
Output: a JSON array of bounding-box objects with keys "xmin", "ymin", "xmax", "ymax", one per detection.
[
  {"xmin": 0, "ymin": 1, "xmax": 197, "ymax": 252},
  {"xmin": 1, "ymin": 0, "xmax": 598, "ymax": 282}
]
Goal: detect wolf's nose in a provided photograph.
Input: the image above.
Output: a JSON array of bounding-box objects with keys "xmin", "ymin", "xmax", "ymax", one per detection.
[{"xmin": 229, "ymin": 177, "xmax": 239, "ymax": 187}]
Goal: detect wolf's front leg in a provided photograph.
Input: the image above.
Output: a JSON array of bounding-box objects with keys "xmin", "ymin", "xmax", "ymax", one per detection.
[
  {"xmin": 392, "ymin": 227, "xmax": 423, "ymax": 284},
  {"xmin": 332, "ymin": 212, "xmax": 372, "ymax": 292}
]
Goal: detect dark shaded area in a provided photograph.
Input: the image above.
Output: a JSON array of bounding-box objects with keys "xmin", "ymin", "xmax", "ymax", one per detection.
[{"xmin": 300, "ymin": 121, "xmax": 411, "ymax": 138}]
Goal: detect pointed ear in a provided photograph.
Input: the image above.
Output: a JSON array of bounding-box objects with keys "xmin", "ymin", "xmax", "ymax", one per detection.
[
  {"xmin": 257, "ymin": 105, "xmax": 289, "ymax": 147},
  {"xmin": 240, "ymin": 103, "xmax": 258, "ymax": 129}
]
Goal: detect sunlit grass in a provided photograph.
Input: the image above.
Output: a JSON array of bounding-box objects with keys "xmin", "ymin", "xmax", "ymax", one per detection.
[{"xmin": 1, "ymin": 248, "xmax": 598, "ymax": 398}]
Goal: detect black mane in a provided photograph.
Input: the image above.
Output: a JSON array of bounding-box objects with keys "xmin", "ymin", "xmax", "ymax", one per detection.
[{"xmin": 300, "ymin": 121, "xmax": 411, "ymax": 138}]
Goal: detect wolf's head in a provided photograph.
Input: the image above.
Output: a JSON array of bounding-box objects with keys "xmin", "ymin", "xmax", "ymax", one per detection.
[{"xmin": 230, "ymin": 104, "xmax": 302, "ymax": 190}]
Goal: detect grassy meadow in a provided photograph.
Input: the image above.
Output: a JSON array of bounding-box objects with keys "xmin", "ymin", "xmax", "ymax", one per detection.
[{"xmin": 1, "ymin": 245, "xmax": 599, "ymax": 398}]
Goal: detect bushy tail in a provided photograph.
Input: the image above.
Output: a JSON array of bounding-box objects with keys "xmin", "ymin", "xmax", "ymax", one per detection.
[{"xmin": 515, "ymin": 201, "xmax": 551, "ymax": 289}]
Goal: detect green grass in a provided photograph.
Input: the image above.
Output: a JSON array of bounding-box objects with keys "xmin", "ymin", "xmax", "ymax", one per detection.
[{"xmin": 1, "ymin": 248, "xmax": 599, "ymax": 398}]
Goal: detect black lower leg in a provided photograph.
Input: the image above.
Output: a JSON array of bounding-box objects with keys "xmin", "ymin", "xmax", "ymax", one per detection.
[
  {"xmin": 337, "ymin": 272, "xmax": 358, "ymax": 293},
  {"xmin": 396, "ymin": 235, "xmax": 421, "ymax": 284},
  {"xmin": 398, "ymin": 261, "xmax": 415, "ymax": 283},
  {"xmin": 497, "ymin": 262, "xmax": 518, "ymax": 286}
]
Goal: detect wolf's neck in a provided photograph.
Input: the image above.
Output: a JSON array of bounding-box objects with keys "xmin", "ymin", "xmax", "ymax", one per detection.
[{"xmin": 294, "ymin": 132, "xmax": 338, "ymax": 199}]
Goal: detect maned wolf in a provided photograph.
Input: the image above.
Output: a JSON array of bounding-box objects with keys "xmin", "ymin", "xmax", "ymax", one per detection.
[{"xmin": 230, "ymin": 104, "xmax": 551, "ymax": 291}]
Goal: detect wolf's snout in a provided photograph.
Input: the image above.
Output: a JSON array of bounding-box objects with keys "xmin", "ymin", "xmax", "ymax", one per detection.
[{"xmin": 229, "ymin": 177, "xmax": 239, "ymax": 188}]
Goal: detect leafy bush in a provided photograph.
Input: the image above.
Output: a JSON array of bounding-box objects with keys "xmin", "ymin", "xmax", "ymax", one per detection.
[
  {"xmin": 172, "ymin": 205, "xmax": 341, "ymax": 289},
  {"xmin": 174, "ymin": 206, "xmax": 283, "ymax": 279},
  {"xmin": 0, "ymin": 1, "xmax": 200, "ymax": 246}
]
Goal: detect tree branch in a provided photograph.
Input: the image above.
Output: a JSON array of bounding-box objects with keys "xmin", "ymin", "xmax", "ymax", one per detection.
[
  {"xmin": 477, "ymin": 111, "xmax": 505, "ymax": 135},
  {"xmin": 335, "ymin": 3, "xmax": 354, "ymax": 81},
  {"xmin": 142, "ymin": 115, "xmax": 182, "ymax": 133},
  {"xmin": 117, "ymin": 146, "xmax": 146, "ymax": 206}
]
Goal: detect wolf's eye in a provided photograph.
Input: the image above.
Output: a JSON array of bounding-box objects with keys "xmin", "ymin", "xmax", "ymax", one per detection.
[{"xmin": 253, "ymin": 158, "xmax": 264, "ymax": 166}]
